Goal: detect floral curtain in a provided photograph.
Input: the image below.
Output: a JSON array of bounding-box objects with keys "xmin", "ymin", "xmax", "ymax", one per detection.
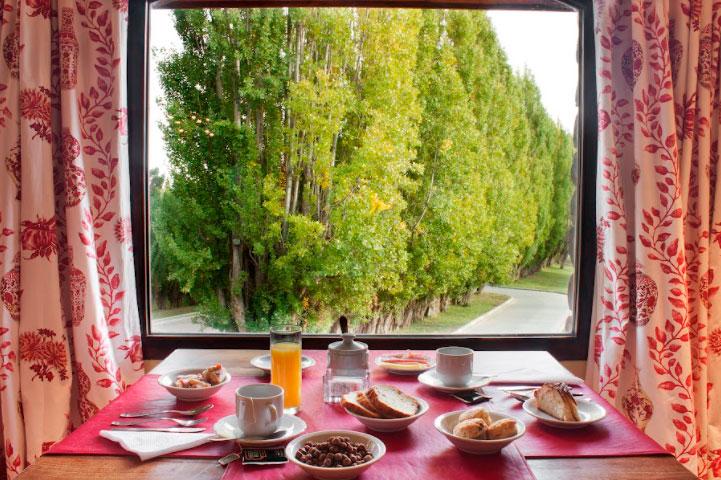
[
  {"xmin": 0, "ymin": 0, "xmax": 142, "ymax": 477},
  {"xmin": 589, "ymin": 0, "xmax": 721, "ymax": 477}
]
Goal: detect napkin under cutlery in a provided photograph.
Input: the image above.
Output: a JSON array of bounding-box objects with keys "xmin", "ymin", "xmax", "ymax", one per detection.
[{"xmin": 99, "ymin": 429, "xmax": 217, "ymax": 461}]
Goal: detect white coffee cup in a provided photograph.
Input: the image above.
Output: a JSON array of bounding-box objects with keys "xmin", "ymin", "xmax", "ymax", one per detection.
[
  {"xmin": 236, "ymin": 384, "xmax": 284, "ymax": 437},
  {"xmin": 436, "ymin": 346, "xmax": 474, "ymax": 386}
]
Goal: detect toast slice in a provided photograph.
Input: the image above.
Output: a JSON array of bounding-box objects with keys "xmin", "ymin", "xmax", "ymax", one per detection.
[
  {"xmin": 534, "ymin": 383, "xmax": 580, "ymax": 422},
  {"xmin": 341, "ymin": 391, "xmax": 381, "ymax": 418},
  {"xmin": 365, "ymin": 385, "xmax": 419, "ymax": 418}
]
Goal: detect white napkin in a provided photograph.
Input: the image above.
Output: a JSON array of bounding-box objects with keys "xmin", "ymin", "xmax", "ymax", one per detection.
[
  {"xmin": 473, "ymin": 351, "xmax": 583, "ymax": 385},
  {"xmin": 99, "ymin": 430, "xmax": 216, "ymax": 461},
  {"xmin": 485, "ymin": 367, "xmax": 582, "ymax": 385}
]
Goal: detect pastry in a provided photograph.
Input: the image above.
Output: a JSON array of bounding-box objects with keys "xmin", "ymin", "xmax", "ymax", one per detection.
[
  {"xmin": 458, "ymin": 407, "xmax": 492, "ymax": 426},
  {"xmin": 201, "ymin": 363, "xmax": 225, "ymax": 385},
  {"xmin": 452, "ymin": 419, "xmax": 488, "ymax": 439},
  {"xmin": 534, "ymin": 383, "xmax": 580, "ymax": 421},
  {"xmin": 365, "ymin": 385, "xmax": 419, "ymax": 418},
  {"xmin": 486, "ymin": 418, "xmax": 517, "ymax": 439}
]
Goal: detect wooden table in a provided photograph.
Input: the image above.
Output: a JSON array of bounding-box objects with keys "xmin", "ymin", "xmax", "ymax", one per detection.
[{"xmin": 20, "ymin": 349, "xmax": 695, "ymax": 480}]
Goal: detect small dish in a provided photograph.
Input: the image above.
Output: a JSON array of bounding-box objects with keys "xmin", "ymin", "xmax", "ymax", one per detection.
[
  {"xmin": 343, "ymin": 397, "xmax": 429, "ymax": 432},
  {"xmin": 522, "ymin": 397, "xmax": 606, "ymax": 429},
  {"xmin": 286, "ymin": 430, "xmax": 385, "ymax": 480},
  {"xmin": 375, "ymin": 352, "xmax": 434, "ymax": 375},
  {"xmin": 213, "ymin": 414, "xmax": 307, "ymax": 447},
  {"xmin": 434, "ymin": 410, "xmax": 525, "ymax": 455},
  {"xmin": 250, "ymin": 354, "xmax": 316, "ymax": 373},
  {"xmin": 418, "ymin": 369, "xmax": 493, "ymax": 393},
  {"xmin": 157, "ymin": 368, "xmax": 231, "ymax": 402}
]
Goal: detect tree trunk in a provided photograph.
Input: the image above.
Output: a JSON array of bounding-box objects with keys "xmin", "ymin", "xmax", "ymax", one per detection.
[{"xmin": 230, "ymin": 239, "xmax": 246, "ymax": 330}]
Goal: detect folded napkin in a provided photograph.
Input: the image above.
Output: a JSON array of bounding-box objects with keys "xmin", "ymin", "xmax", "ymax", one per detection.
[
  {"xmin": 99, "ymin": 430, "xmax": 216, "ymax": 461},
  {"xmin": 470, "ymin": 351, "xmax": 583, "ymax": 385},
  {"xmin": 485, "ymin": 366, "xmax": 582, "ymax": 385}
]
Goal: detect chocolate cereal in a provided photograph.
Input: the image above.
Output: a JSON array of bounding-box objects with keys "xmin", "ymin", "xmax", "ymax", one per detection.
[{"xmin": 295, "ymin": 436, "xmax": 373, "ymax": 468}]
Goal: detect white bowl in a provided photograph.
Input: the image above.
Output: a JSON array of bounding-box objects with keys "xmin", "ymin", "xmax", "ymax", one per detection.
[
  {"xmin": 286, "ymin": 430, "xmax": 386, "ymax": 480},
  {"xmin": 157, "ymin": 367, "xmax": 231, "ymax": 402},
  {"xmin": 434, "ymin": 410, "xmax": 525, "ymax": 455},
  {"xmin": 343, "ymin": 397, "xmax": 429, "ymax": 432}
]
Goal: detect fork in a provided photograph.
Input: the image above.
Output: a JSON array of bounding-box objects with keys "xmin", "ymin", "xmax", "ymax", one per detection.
[
  {"xmin": 120, "ymin": 404, "xmax": 213, "ymax": 418},
  {"xmin": 112, "ymin": 416, "xmax": 207, "ymax": 427}
]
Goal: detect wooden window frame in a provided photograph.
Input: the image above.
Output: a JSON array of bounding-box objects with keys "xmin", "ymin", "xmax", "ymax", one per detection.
[{"xmin": 128, "ymin": 0, "xmax": 597, "ymax": 360}]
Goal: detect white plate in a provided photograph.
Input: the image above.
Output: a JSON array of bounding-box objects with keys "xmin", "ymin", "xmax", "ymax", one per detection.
[
  {"xmin": 213, "ymin": 414, "xmax": 307, "ymax": 447},
  {"xmin": 344, "ymin": 397, "xmax": 429, "ymax": 432},
  {"xmin": 434, "ymin": 410, "xmax": 525, "ymax": 454},
  {"xmin": 250, "ymin": 354, "xmax": 316, "ymax": 373},
  {"xmin": 374, "ymin": 354, "xmax": 435, "ymax": 375},
  {"xmin": 417, "ymin": 369, "xmax": 493, "ymax": 393},
  {"xmin": 286, "ymin": 430, "xmax": 385, "ymax": 480},
  {"xmin": 157, "ymin": 368, "xmax": 231, "ymax": 402},
  {"xmin": 522, "ymin": 398, "xmax": 607, "ymax": 429}
]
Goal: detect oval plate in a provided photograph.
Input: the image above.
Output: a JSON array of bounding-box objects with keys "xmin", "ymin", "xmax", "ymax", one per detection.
[
  {"xmin": 418, "ymin": 369, "xmax": 493, "ymax": 393},
  {"xmin": 213, "ymin": 414, "xmax": 307, "ymax": 447},
  {"xmin": 522, "ymin": 397, "xmax": 607, "ymax": 429},
  {"xmin": 375, "ymin": 353, "xmax": 435, "ymax": 376},
  {"xmin": 250, "ymin": 354, "xmax": 316, "ymax": 374}
]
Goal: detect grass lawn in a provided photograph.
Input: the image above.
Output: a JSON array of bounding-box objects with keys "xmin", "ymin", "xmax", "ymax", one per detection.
[
  {"xmin": 500, "ymin": 264, "xmax": 573, "ymax": 294},
  {"xmin": 399, "ymin": 292, "xmax": 509, "ymax": 334}
]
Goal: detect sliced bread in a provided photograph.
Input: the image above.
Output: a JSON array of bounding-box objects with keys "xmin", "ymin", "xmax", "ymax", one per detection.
[
  {"xmin": 366, "ymin": 385, "xmax": 419, "ymax": 418},
  {"xmin": 341, "ymin": 391, "xmax": 381, "ymax": 418}
]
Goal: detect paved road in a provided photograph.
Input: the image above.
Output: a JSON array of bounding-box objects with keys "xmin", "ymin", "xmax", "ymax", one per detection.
[
  {"xmin": 454, "ymin": 286, "xmax": 572, "ymax": 335},
  {"xmin": 152, "ymin": 312, "xmax": 222, "ymax": 334}
]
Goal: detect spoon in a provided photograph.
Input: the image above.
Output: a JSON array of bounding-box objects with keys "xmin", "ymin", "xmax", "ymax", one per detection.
[
  {"xmin": 112, "ymin": 417, "xmax": 207, "ymax": 427},
  {"xmin": 208, "ymin": 428, "xmax": 290, "ymax": 442},
  {"xmin": 120, "ymin": 404, "xmax": 214, "ymax": 418}
]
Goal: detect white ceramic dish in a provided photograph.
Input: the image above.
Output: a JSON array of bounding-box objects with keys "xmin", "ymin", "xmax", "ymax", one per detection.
[
  {"xmin": 213, "ymin": 414, "xmax": 307, "ymax": 447},
  {"xmin": 343, "ymin": 397, "xmax": 429, "ymax": 432},
  {"xmin": 418, "ymin": 369, "xmax": 493, "ymax": 393},
  {"xmin": 522, "ymin": 397, "xmax": 607, "ymax": 429},
  {"xmin": 157, "ymin": 367, "xmax": 231, "ymax": 402},
  {"xmin": 286, "ymin": 430, "xmax": 386, "ymax": 480},
  {"xmin": 374, "ymin": 353, "xmax": 435, "ymax": 375},
  {"xmin": 250, "ymin": 353, "xmax": 316, "ymax": 373},
  {"xmin": 434, "ymin": 410, "xmax": 525, "ymax": 455}
]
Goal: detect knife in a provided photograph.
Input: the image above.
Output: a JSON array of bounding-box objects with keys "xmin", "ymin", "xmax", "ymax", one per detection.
[{"xmin": 110, "ymin": 427, "xmax": 206, "ymax": 433}]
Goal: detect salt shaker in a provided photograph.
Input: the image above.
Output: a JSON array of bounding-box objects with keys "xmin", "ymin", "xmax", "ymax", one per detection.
[{"xmin": 322, "ymin": 316, "xmax": 370, "ymax": 403}]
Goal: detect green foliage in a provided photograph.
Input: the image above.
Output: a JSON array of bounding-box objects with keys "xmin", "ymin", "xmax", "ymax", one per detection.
[{"xmin": 151, "ymin": 8, "xmax": 574, "ymax": 331}]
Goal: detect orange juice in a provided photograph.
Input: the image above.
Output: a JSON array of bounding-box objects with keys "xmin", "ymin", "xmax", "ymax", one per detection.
[{"xmin": 270, "ymin": 341, "xmax": 302, "ymax": 411}]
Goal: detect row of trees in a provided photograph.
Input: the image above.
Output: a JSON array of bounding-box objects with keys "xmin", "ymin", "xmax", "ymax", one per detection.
[{"xmin": 151, "ymin": 8, "xmax": 574, "ymax": 332}]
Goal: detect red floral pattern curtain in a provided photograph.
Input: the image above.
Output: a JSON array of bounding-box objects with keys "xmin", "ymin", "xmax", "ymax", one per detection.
[
  {"xmin": 589, "ymin": 0, "xmax": 721, "ymax": 477},
  {"xmin": 0, "ymin": 0, "xmax": 142, "ymax": 477}
]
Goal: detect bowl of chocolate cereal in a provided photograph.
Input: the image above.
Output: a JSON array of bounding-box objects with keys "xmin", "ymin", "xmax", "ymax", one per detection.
[{"xmin": 286, "ymin": 430, "xmax": 385, "ymax": 479}]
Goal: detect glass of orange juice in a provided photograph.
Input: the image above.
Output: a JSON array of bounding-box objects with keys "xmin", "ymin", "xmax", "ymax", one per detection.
[{"xmin": 270, "ymin": 324, "xmax": 302, "ymax": 414}]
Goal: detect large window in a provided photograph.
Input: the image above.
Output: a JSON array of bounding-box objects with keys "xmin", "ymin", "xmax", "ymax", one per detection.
[{"xmin": 129, "ymin": 0, "xmax": 597, "ymax": 359}]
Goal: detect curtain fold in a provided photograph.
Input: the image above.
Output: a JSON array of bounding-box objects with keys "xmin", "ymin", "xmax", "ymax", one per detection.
[
  {"xmin": 0, "ymin": 0, "xmax": 141, "ymax": 477},
  {"xmin": 589, "ymin": 0, "xmax": 721, "ymax": 477}
]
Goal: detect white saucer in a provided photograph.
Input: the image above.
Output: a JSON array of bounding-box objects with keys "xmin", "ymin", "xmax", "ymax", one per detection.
[
  {"xmin": 417, "ymin": 369, "xmax": 493, "ymax": 393},
  {"xmin": 250, "ymin": 354, "xmax": 316, "ymax": 374},
  {"xmin": 213, "ymin": 414, "xmax": 307, "ymax": 447},
  {"xmin": 522, "ymin": 398, "xmax": 607, "ymax": 429}
]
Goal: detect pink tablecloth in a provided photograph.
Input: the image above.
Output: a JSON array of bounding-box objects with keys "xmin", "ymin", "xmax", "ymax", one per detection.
[{"xmin": 49, "ymin": 349, "xmax": 666, "ymax": 463}]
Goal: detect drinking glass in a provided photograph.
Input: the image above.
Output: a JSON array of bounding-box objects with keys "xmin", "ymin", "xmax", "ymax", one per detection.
[{"xmin": 270, "ymin": 324, "xmax": 302, "ymax": 414}]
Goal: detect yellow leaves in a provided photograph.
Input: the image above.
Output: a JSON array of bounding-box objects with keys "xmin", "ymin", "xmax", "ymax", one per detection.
[
  {"xmin": 440, "ymin": 138, "xmax": 453, "ymax": 152},
  {"xmin": 369, "ymin": 193, "xmax": 391, "ymax": 214},
  {"xmin": 302, "ymin": 296, "xmax": 310, "ymax": 311}
]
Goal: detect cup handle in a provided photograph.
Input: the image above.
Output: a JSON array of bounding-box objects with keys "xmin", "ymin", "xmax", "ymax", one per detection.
[{"xmin": 267, "ymin": 404, "xmax": 279, "ymax": 424}]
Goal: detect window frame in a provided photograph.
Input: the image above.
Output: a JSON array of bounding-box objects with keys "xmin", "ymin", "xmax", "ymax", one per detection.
[{"xmin": 128, "ymin": 0, "xmax": 597, "ymax": 360}]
